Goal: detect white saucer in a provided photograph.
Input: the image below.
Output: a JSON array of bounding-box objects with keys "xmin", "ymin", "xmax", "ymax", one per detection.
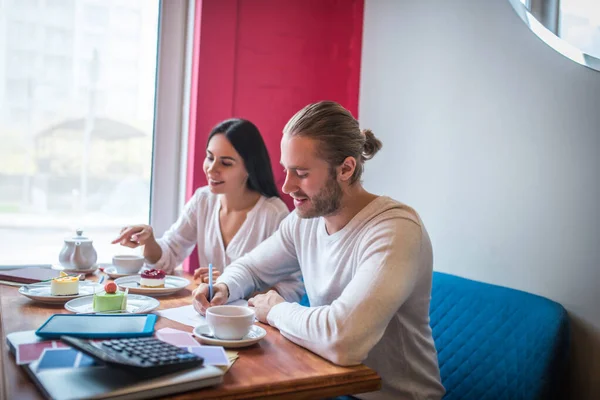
[
  {"xmin": 51, "ymin": 264, "xmax": 98, "ymax": 275},
  {"xmin": 114, "ymin": 275, "xmax": 190, "ymax": 296},
  {"xmin": 97, "ymin": 263, "xmax": 138, "ymax": 279},
  {"xmin": 192, "ymin": 324, "xmax": 267, "ymax": 348},
  {"xmin": 64, "ymin": 294, "xmax": 160, "ymax": 314},
  {"xmin": 18, "ymin": 281, "xmax": 103, "ymax": 304}
]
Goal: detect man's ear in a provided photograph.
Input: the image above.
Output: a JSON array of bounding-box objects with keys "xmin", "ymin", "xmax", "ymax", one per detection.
[{"xmin": 338, "ymin": 156, "xmax": 357, "ymax": 183}]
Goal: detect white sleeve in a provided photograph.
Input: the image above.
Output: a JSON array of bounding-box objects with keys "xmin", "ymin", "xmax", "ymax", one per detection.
[
  {"xmin": 266, "ymin": 218, "xmax": 424, "ymax": 366},
  {"xmin": 216, "ymin": 213, "xmax": 304, "ymax": 302},
  {"xmin": 265, "ymin": 204, "xmax": 303, "ymax": 302},
  {"xmin": 146, "ymin": 191, "xmax": 202, "ymax": 273}
]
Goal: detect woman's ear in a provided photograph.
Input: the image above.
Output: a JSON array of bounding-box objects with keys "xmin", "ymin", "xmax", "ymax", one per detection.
[{"xmin": 338, "ymin": 156, "xmax": 357, "ymax": 183}]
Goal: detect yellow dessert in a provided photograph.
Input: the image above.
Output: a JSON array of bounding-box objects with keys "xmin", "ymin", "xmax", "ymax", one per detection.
[{"xmin": 50, "ymin": 271, "xmax": 79, "ymax": 296}]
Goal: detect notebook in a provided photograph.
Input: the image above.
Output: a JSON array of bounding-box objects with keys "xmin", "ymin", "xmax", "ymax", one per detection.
[
  {"xmin": 7, "ymin": 330, "xmax": 224, "ymax": 400},
  {"xmin": 22, "ymin": 360, "xmax": 224, "ymax": 400},
  {"xmin": 0, "ymin": 266, "xmax": 58, "ymax": 284}
]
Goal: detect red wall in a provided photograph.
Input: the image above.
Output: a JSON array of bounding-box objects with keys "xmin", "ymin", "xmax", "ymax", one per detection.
[{"xmin": 185, "ymin": 0, "xmax": 364, "ymax": 271}]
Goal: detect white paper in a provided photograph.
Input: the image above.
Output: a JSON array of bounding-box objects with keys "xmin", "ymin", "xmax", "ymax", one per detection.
[{"xmin": 157, "ymin": 299, "xmax": 248, "ymax": 327}]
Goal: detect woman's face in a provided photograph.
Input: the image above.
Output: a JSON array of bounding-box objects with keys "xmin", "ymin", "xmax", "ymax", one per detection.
[{"xmin": 203, "ymin": 133, "xmax": 248, "ymax": 195}]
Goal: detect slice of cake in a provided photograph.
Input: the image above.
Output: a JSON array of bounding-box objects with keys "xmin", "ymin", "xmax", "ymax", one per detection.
[
  {"xmin": 93, "ymin": 282, "xmax": 127, "ymax": 312},
  {"xmin": 50, "ymin": 271, "xmax": 79, "ymax": 296},
  {"xmin": 140, "ymin": 269, "xmax": 166, "ymax": 288}
]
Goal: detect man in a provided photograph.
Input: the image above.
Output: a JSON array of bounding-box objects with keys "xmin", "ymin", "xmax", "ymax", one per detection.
[{"xmin": 193, "ymin": 101, "xmax": 445, "ymax": 400}]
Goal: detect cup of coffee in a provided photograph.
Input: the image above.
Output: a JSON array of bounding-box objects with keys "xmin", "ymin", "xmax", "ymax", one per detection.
[
  {"xmin": 112, "ymin": 255, "xmax": 144, "ymax": 274},
  {"xmin": 205, "ymin": 305, "xmax": 255, "ymax": 340}
]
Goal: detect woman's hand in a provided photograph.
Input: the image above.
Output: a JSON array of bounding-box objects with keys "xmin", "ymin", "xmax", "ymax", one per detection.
[
  {"xmin": 111, "ymin": 225, "xmax": 162, "ymax": 264},
  {"xmin": 112, "ymin": 224, "xmax": 156, "ymax": 248},
  {"xmin": 193, "ymin": 267, "xmax": 222, "ymax": 283}
]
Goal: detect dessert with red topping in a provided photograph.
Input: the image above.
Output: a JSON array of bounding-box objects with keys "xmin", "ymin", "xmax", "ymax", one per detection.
[{"xmin": 140, "ymin": 268, "xmax": 166, "ymax": 288}]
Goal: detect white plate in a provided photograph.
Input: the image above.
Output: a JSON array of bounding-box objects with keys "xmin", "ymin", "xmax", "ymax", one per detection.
[
  {"xmin": 97, "ymin": 264, "xmax": 137, "ymax": 279},
  {"xmin": 64, "ymin": 294, "xmax": 160, "ymax": 314},
  {"xmin": 114, "ymin": 275, "xmax": 190, "ymax": 296},
  {"xmin": 192, "ymin": 324, "xmax": 267, "ymax": 348},
  {"xmin": 18, "ymin": 281, "xmax": 103, "ymax": 304},
  {"xmin": 51, "ymin": 264, "xmax": 98, "ymax": 275}
]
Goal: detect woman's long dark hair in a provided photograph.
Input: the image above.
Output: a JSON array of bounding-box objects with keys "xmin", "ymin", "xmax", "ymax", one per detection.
[{"xmin": 207, "ymin": 119, "xmax": 280, "ymax": 198}]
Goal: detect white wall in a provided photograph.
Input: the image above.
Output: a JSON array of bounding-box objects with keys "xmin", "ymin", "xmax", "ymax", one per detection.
[{"xmin": 360, "ymin": 0, "xmax": 600, "ymax": 398}]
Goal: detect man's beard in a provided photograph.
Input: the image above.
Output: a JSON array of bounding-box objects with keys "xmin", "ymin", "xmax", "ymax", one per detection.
[{"xmin": 295, "ymin": 172, "xmax": 343, "ymax": 219}]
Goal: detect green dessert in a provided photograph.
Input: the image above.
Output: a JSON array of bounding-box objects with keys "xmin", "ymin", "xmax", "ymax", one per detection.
[{"xmin": 93, "ymin": 282, "xmax": 127, "ymax": 312}]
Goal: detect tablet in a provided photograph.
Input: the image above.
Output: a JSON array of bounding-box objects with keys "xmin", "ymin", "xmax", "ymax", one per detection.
[{"xmin": 35, "ymin": 314, "xmax": 157, "ymax": 339}]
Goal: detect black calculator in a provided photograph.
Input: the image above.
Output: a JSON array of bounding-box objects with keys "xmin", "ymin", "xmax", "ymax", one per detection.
[{"xmin": 60, "ymin": 335, "xmax": 204, "ymax": 378}]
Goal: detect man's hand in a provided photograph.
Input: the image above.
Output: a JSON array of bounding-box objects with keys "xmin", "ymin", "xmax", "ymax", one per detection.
[
  {"xmin": 248, "ymin": 290, "xmax": 285, "ymax": 323},
  {"xmin": 193, "ymin": 267, "xmax": 222, "ymax": 283},
  {"xmin": 192, "ymin": 283, "xmax": 229, "ymax": 315}
]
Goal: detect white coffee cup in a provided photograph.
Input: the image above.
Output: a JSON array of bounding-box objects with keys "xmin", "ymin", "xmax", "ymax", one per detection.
[
  {"xmin": 205, "ymin": 305, "xmax": 255, "ymax": 340},
  {"xmin": 112, "ymin": 255, "xmax": 144, "ymax": 274}
]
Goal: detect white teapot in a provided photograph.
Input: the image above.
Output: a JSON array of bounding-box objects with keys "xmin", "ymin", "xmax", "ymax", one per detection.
[{"xmin": 58, "ymin": 229, "xmax": 98, "ymax": 270}]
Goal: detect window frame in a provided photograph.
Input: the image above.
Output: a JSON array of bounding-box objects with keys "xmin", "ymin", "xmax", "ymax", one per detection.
[{"xmin": 150, "ymin": 0, "xmax": 195, "ymax": 236}]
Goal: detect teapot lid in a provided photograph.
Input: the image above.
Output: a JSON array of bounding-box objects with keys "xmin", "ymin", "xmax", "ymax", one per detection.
[{"xmin": 64, "ymin": 229, "xmax": 93, "ymax": 243}]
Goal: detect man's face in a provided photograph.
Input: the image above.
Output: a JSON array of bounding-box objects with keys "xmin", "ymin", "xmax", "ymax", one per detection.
[{"xmin": 280, "ymin": 136, "xmax": 343, "ymax": 218}]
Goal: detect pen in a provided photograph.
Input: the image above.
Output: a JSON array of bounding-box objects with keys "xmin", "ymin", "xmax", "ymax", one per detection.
[{"xmin": 208, "ymin": 263, "xmax": 213, "ymax": 302}]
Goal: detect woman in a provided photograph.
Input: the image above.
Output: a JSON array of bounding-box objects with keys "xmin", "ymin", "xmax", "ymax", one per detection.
[{"xmin": 112, "ymin": 119, "xmax": 303, "ymax": 301}]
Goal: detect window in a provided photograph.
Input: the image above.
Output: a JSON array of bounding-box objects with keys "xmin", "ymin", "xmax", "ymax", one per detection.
[
  {"xmin": 7, "ymin": 51, "xmax": 37, "ymax": 77},
  {"xmin": 43, "ymin": 55, "xmax": 71, "ymax": 82},
  {"xmin": 7, "ymin": 21, "xmax": 37, "ymax": 44},
  {"xmin": 46, "ymin": 0, "xmax": 75, "ymax": 9},
  {"xmin": 84, "ymin": 5, "xmax": 110, "ymax": 28},
  {"xmin": 44, "ymin": 27, "xmax": 73, "ymax": 53},
  {"xmin": 560, "ymin": 0, "xmax": 600, "ymax": 58},
  {"xmin": 0, "ymin": 0, "xmax": 189, "ymax": 266},
  {"xmin": 5, "ymin": 79, "xmax": 29, "ymax": 105},
  {"xmin": 12, "ymin": 0, "xmax": 38, "ymax": 8},
  {"xmin": 113, "ymin": 7, "xmax": 142, "ymax": 35}
]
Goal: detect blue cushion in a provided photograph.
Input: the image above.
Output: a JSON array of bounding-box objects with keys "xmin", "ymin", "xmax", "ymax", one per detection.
[
  {"xmin": 299, "ymin": 292, "xmax": 310, "ymax": 307},
  {"xmin": 430, "ymin": 272, "xmax": 569, "ymax": 400},
  {"xmin": 298, "ymin": 272, "xmax": 569, "ymax": 399}
]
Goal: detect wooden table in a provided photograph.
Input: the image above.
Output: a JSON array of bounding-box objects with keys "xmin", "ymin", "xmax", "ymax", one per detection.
[{"xmin": 0, "ymin": 272, "xmax": 381, "ymax": 400}]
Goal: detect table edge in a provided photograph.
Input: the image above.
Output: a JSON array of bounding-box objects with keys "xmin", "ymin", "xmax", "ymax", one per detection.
[
  {"xmin": 174, "ymin": 367, "xmax": 381, "ymax": 399},
  {"xmin": 0, "ymin": 287, "xmax": 7, "ymax": 400}
]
